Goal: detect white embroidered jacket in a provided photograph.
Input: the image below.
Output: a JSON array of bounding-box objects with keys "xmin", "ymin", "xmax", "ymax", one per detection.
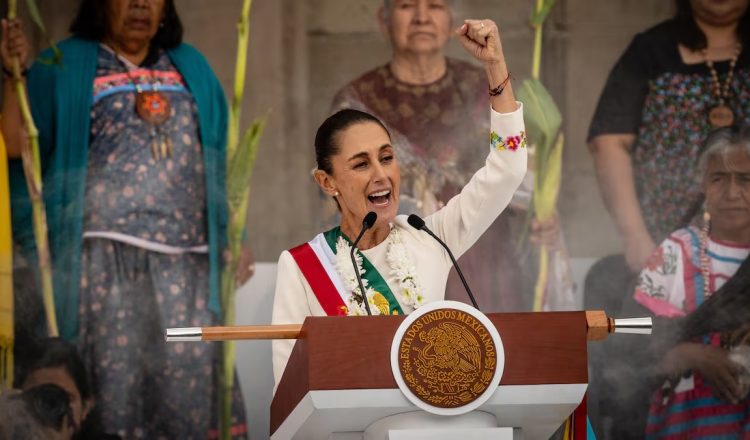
[{"xmin": 271, "ymin": 104, "xmax": 527, "ymax": 387}]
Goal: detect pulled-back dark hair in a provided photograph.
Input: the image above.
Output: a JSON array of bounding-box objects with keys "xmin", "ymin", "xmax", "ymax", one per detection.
[
  {"xmin": 69, "ymin": 0, "xmax": 183, "ymax": 51},
  {"xmin": 16, "ymin": 338, "xmax": 92, "ymax": 401},
  {"xmin": 674, "ymin": 0, "xmax": 750, "ymax": 50},
  {"xmin": 315, "ymin": 109, "xmax": 390, "ymax": 175}
]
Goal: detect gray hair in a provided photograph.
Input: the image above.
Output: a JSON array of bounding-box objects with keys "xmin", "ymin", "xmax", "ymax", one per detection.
[
  {"xmin": 698, "ymin": 126, "xmax": 750, "ymax": 183},
  {"xmin": 382, "ymin": 0, "xmax": 457, "ymax": 21}
]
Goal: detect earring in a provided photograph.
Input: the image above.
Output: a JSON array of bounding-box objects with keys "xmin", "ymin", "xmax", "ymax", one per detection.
[
  {"xmin": 333, "ymin": 191, "xmax": 339, "ymax": 197},
  {"xmin": 159, "ymin": 21, "xmax": 165, "ymax": 28},
  {"xmin": 701, "ymin": 205, "xmax": 711, "ymax": 243},
  {"xmin": 703, "ymin": 208, "xmax": 711, "ymax": 233}
]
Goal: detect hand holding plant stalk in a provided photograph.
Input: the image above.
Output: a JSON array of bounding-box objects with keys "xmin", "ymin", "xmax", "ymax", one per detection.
[
  {"xmin": 5, "ymin": 0, "xmax": 58, "ymax": 336},
  {"xmin": 516, "ymin": 0, "xmax": 564, "ymax": 311},
  {"xmin": 519, "ymin": 1, "xmax": 589, "ymax": 435},
  {"xmin": 218, "ymin": 0, "xmax": 267, "ymax": 437}
]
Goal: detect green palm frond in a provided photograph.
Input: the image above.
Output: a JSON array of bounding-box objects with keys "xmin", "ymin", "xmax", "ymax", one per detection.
[
  {"xmin": 218, "ymin": 1, "xmax": 263, "ymax": 438},
  {"xmin": 517, "ymin": 78, "xmax": 561, "ymax": 166},
  {"xmin": 8, "ymin": 0, "xmax": 58, "ymax": 336},
  {"xmin": 224, "ymin": 116, "xmax": 266, "ymax": 280},
  {"xmin": 22, "ymin": 0, "xmax": 62, "ymax": 64},
  {"xmin": 529, "ymin": 0, "xmax": 556, "ymax": 26},
  {"xmin": 517, "ymin": 0, "xmax": 566, "ymax": 312},
  {"xmin": 227, "ymin": 119, "xmax": 266, "ymax": 215}
]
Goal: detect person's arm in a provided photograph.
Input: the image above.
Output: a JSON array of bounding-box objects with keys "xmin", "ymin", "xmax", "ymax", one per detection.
[
  {"xmin": 454, "ymin": 20, "xmax": 516, "ymax": 114},
  {"xmin": 234, "ymin": 243, "xmax": 255, "ymax": 286},
  {"xmin": 589, "ymin": 133, "xmax": 655, "ymax": 271},
  {"xmin": 424, "ymin": 100, "xmax": 526, "ymax": 258},
  {"xmin": 0, "ymin": 18, "xmax": 30, "ymax": 159},
  {"xmin": 632, "ymin": 233, "xmax": 685, "ymax": 317},
  {"xmin": 587, "ymin": 31, "xmax": 655, "ymax": 270},
  {"xmin": 423, "ymin": 20, "xmax": 526, "ymax": 259},
  {"xmin": 659, "ymin": 342, "xmax": 744, "ymax": 404}
]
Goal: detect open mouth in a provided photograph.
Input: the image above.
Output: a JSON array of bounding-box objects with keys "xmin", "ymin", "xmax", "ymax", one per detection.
[{"xmin": 367, "ymin": 189, "xmax": 392, "ymax": 207}]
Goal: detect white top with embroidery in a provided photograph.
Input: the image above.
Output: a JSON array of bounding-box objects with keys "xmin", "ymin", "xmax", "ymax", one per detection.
[
  {"xmin": 271, "ymin": 104, "xmax": 528, "ymax": 387},
  {"xmin": 634, "ymin": 226, "xmax": 750, "ymax": 317}
]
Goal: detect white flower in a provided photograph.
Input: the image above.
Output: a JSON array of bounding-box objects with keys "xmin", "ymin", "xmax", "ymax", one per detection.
[
  {"xmin": 334, "ymin": 236, "xmax": 367, "ymax": 292},
  {"xmin": 386, "ymin": 228, "xmax": 425, "ymax": 310},
  {"xmin": 332, "ymin": 227, "xmax": 424, "ymax": 316}
]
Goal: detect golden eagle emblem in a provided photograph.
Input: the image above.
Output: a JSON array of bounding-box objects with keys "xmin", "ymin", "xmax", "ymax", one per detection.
[
  {"xmin": 418, "ymin": 322, "xmax": 481, "ymax": 374},
  {"xmin": 397, "ymin": 308, "xmax": 498, "ymax": 409}
]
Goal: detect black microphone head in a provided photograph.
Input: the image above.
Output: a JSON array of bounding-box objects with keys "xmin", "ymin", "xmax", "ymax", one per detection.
[
  {"xmin": 363, "ymin": 211, "xmax": 378, "ymax": 229},
  {"xmin": 407, "ymin": 214, "xmax": 425, "ymax": 230}
]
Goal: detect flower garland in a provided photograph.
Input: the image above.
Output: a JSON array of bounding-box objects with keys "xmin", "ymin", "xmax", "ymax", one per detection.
[
  {"xmin": 386, "ymin": 228, "xmax": 425, "ymax": 310},
  {"xmin": 333, "ymin": 227, "xmax": 425, "ymax": 316},
  {"xmin": 333, "ymin": 236, "xmax": 377, "ymax": 316}
]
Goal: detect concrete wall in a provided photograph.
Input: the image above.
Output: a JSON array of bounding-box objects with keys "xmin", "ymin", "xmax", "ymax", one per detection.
[{"xmin": 27, "ymin": 0, "xmax": 673, "ymax": 262}]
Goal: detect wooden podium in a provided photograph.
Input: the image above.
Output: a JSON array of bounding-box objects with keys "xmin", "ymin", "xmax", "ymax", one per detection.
[{"xmin": 270, "ymin": 311, "xmax": 606, "ymax": 440}]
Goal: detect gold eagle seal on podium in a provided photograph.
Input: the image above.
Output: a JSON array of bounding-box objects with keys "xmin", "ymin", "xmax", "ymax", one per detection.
[{"xmin": 391, "ymin": 301, "xmax": 505, "ymax": 415}]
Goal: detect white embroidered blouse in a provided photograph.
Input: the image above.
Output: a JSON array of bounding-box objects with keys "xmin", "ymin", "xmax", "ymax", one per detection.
[{"xmin": 271, "ymin": 104, "xmax": 528, "ymax": 386}]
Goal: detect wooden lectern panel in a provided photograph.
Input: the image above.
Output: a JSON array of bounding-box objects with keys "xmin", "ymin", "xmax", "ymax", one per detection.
[{"xmin": 271, "ymin": 311, "xmax": 588, "ymax": 435}]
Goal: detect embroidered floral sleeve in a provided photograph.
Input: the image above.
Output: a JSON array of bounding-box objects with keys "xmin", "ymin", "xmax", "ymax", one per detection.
[
  {"xmin": 634, "ymin": 238, "xmax": 686, "ymax": 317},
  {"xmin": 423, "ymin": 104, "xmax": 528, "ymax": 261},
  {"xmin": 491, "ymin": 130, "xmax": 527, "ymax": 152}
]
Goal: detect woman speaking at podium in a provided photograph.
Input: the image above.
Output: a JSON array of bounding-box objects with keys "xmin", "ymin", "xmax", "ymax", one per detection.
[{"xmin": 272, "ymin": 18, "xmax": 527, "ymax": 385}]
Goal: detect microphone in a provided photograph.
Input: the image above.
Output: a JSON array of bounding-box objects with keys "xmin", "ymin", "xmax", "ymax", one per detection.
[
  {"xmin": 407, "ymin": 214, "xmax": 480, "ymax": 310},
  {"xmin": 350, "ymin": 211, "xmax": 378, "ymax": 315}
]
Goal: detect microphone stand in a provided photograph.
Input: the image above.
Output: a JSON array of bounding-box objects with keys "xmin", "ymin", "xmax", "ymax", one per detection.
[
  {"xmin": 349, "ymin": 212, "xmax": 377, "ymax": 315},
  {"xmin": 407, "ymin": 214, "xmax": 480, "ymax": 310}
]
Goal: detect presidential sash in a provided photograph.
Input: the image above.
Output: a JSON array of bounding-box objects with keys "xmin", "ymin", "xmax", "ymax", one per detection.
[
  {"xmin": 288, "ymin": 239, "xmax": 347, "ymax": 316},
  {"xmin": 289, "ymin": 227, "xmax": 403, "ymax": 316}
]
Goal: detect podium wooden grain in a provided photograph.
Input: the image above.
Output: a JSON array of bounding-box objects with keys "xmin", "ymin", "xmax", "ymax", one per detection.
[{"xmin": 270, "ymin": 311, "xmax": 590, "ymax": 435}]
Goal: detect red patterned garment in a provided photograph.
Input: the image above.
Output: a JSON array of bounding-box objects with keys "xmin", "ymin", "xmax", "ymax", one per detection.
[{"xmin": 634, "ymin": 226, "xmax": 750, "ymax": 439}]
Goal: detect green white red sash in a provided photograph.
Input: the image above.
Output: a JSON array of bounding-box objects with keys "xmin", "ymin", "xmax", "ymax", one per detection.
[{"xmin": 289, "ymin": 227, "xmax": 404, "ymax": 316}]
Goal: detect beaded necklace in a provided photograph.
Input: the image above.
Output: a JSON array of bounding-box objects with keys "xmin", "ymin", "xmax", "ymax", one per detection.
[
  {"xmin": 699, "ymin": 211, "xmax": 712, "ymax": 300},
  {"xmin": 704, "ymin": 43, "xmax": 742, "ymax": 128},
  {"xmin": 114, "ymin": 49, "xmax": 174, "ymax": 160}
]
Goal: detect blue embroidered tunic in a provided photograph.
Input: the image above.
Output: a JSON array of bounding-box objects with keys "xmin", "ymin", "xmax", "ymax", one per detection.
[
  {"xmin": 9, "ymin": 37, "xmax": 228, "ymax": 340},
  {"xmin": 84, "ymin": 46, "xmax": 208, "ymax": 247}
]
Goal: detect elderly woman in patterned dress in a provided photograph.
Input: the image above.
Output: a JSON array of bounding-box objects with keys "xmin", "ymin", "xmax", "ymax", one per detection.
[
  {"xmin": 2, "ymin": 0, "xmax": 250, "ymax": 438},
  {"xmin": 630, "ymin": 128, "xmax": 750, "ymax": 439}
]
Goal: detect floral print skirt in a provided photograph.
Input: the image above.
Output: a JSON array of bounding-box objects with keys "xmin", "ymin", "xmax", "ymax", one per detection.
[{"xmin": 78, "ymin": 238, "xmax": 247, "ymax": 439}]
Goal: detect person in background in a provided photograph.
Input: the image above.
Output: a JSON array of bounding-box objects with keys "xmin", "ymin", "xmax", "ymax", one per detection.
[
  {"xmin": 629, "ymin": 127, "xmax": 750, "ymax": 439},
  {"xmin": 331, "ymin": 0, "xmax": 565, "ymax": 312},
  {"xmin": 1, "ymin": 0, "xmax": 250, "ymax": 437},
  {"xmin": 588, "ymin": 0, "xmax": 750, "ymax": 275},
  {"xmin": 16, "ymin": 337, "xmax": 120, "ymax": 440},
  {"xmin": 0, "ymin": 383, "xmax": 75, "ymax": 440},
  {"xmin": 586, "ymin": 3, "xmax": 750, "ymax": 431}
]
